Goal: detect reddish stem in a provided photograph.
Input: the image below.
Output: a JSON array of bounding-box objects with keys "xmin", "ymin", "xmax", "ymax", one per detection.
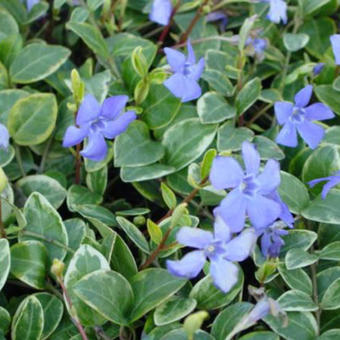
[{"xmin": 75, "ymin": 143, "xmax": 82, "ymax": 185}]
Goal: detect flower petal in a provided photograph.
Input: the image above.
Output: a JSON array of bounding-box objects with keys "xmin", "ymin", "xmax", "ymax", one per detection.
[
  {"xmin": 257, "ymin": 159, "xmax": 281, "ymax": 195},
  {"xmin": 186, "ymin": 39, "xmax": 196, "ymax": 64},
  {"xmin": 321, "ymin": 177, "xmax": 340, "ymax": 199},
  {"xmin": 330, "ymin": 34, "xmax": 340, "ymax": 65},
  {"xmin": 176, "ymin": 227, "xmax": 214, "ymax": 249},
  {"xmin": 164, "ymin": 47, "xmax": 186, "ymax": 73},
  {"xmin": 166, "ymin": 251, "xmax": 205, "ymax": 278},
  {"xmin": 62, "ymin": 125, "xmax": 88, "ymax": 147},
  {"xmin": 0, "ymin": 123, "xmax": 9, "ymax": 149},
  {"xmin": 209, "ymin": 156, "xmax": 243, "ymax": 190},
  {"xmin": 296, "ymin": 121, "xmax": 324, "ymax": 149},
  {"xmin": 76, "ymin": 94, "xmax": 101, "ymax": 126},
  {"xmin": 210, "ymin": 258, "xmax": 239, "ymax": 293},
  {"xmin": 308, "ymin": 176, "xmax": 331, "ymax": 188},
  {"xmin": 267, "ymin": 0, "xmax": 287, "ymax": 24},
  {"xmin": 101, "ymin": 111, "xmax": 136, "ymax": 139},
  {"xmin": 100, "ymin": 95, "xmax": 129, "ymax": 120},
  {"xmin": 188, "ymin": 58, "xmax": 205, "ymax": 82},
  {"xmin": 149, "ymin": 0, "xmax": 173, "ymax": 26},
  {"xmin": 213, "ymin": 215, "xmax": 232, "ymax": 243},
  {"xmin": 276, "ymin": 121, "xmax": 298, "ymax": 147},
  {"xmin": 294, "ymin": 85, "xmax": 313, "ymax": 108},
  {"xmin": 304, "ymin": 103, "xmax": 335, "ymax": 121},
  {"xmin": 214, "ymin": 190, "xmax": 247, "ymax": 233},
  {"xmin": 164, "ymin": 73, "xmax": 202, "ymax": 102},
  {"xmin": 274, "ymin": 101, "xmax": 293, "ymax": 125},
  {"xmin": 224, "ymin": 229, "xmax": 257, "ymax": 262},
  {"xmin": 242, "ymin": 141, "xmax": 260, "ymax": 175},
  {"xmin": 80, "ymin": 132, "xmax": 107, "ymax": 161},
  {"xmin": 247, "ymin": 195, "xmax": 281, "ymax": 228}
]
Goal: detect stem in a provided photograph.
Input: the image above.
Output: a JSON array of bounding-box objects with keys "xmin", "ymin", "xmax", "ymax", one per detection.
[
  {"xmin": 39, "ymin": 134, "xmax": 54, "ymax": 173},
  {"xmin": 0, "ymin": 200, "xmax": 6, "ymax": 239},
  {"xmin": 158, "ymin": 0, "xmax": 181, "ymax": 47},
  {"xmin": 179, "ymin": 0, "xmax": 209, "ymax": 44},
  {"xmin": 140, "ymin": 177, "xmax": 208, "ymax": 270},
  {"xmin": 246, "ymin": 104, "xmax": 272, "ymax": 127},
  {"xmin": 15, "ymin": 145, "xmax": 26, "ymax": 178},
  {"xmin": 57, "ymin": 276, "xmax": 89, "ymax": 340}
]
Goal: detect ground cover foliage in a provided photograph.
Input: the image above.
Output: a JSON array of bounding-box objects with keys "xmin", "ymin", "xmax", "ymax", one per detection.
[{"xmin": 1, "ymin": 0, "xmax": 340, "ymax": 339}]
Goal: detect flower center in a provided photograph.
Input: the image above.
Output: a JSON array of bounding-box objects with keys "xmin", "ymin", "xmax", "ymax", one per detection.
[
  {"xmin": 240, "ymin": 174, "xmax": 259, "ymax": 196},
  {"xmin": 183, "ymin": 62, "xmax": 193, "ymax": 76},
  {"xmin": 90, "ymin": 117, "xmax": 106, "ymax": 132},
  {"xmin": 204, "ymin": 241, "xmax": 225, "ymax": 259},
  {"xmin": 290, "ymin": 107, "xmax": 305, "ymax": 123}
]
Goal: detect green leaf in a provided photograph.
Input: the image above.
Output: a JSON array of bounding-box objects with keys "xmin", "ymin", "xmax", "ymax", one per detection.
[
  {"xmin": 277, "ymin": 290, "xmax": 318, "ymax": 312},
  {"xmin": 129, "ymin": 268, "xmax": 186, "ymax": 322},
  {"xmin": 285, "ymin": 248, "xmax": 318, "ymax": 270},
  {"xmin": 300, "ymin": 18, "xmax": 335, "ymax": 59},
  {"xmin": 16, "ymin": 175, "xmax": 67, "ymax": 209},
  {"xmin": 283, "ymin": 33, "xmax": 309, "ymax": 52},
  {"xmin": 190, "ymin": 268, "xmax": 244, "ymax": 310},
  {"xmin": 73, "ymin": 269, "xmax": 134, "ymax": 325},
  {"xmin": 0, "ymin": 307, "xmax": 10, "ymax": 335},
  {"xmin": 154, "ymin": 296, "xmax": 197, "ymax": 326},
  {"xmin": 10, "ymin": 240, "xmax": 47, "ymax": 289},
  {"xmin": 0, "ymin": 9, "xmax": 18, "ymax": 41},
  {"xmin": 315, "ymin": 85, "xmax": 340, "ymax": 116},
  {"xmin": 320, "ymin": 278, "xmax": 340, "ymax": 310},
  {"xmin": 211, "ymin": 302, "xmax": 253, "ymax": 340},
  {"xmin": 64, "ymin": 244, "xmax": 110, "ymax": 326},
  {"xmin": 236, "ymin": 78, "xmax": 262, "ymax": 115},
  {"xmin": 300, "ymin": 0, "xmax": 333, "ymax": 15},
  {"xmin": 281, "ymin": 230, "xmax": 317, "ymax": 256},
  {"xmin": 278, "ymin": 171, "xmax": 310, "ymax": 214},
  {"xmin": 318, "ymin": 329, "xmax": 340, "ymax": 340},
  {"xmin": 67, "ymin": 185, "xmax": 102, "ymax": 212},
  {"xmin": 163, "ymin": 118, "xmax": 217, "ymax": 171},
  {"xmin": 218, "ymin": 121, "xmax": 254, "ymax": 152},
  {"xmin": 200, "ymin": 149, "xmax": 217, "ymax": 180},
  {"xmin": 142, "ymin": 84, "xmax": 182, "ymax": 129},
  {"xmin": 66, "ymin": 22, "xmax": 109, "ymax": 58},
  {"xmin": 0, "ymin": 89, "xmax": 28, "ymax": 125},
  {"xmin": 10, "ymin": 43, "xmax": 70, "ymax": 84},
  {"xmin": 319, "ymin": 241, "xmax": 340, "ymax": 261},
  {"xmin": 197, "ymin": 92, "xmax": 236, "ymax": 124},
  {"xmin": 25, "ymin": 2, "xmax": 49, "ymax": 24},
  {"xmin": 34, "ymin": 293, "xmax": 64, "ymax": 340},
  {"xmin": 302, "ymin": 189, "xmax": 340, "ymax": 224},
  {"xmin": 11, "ymin": 296, "xmax": 44, "ymax": 340},
  {"xmin": 201, "ymin": 69, "xmax": 234, "ymax": 96},
  {"xmin": 317, "ymin": 267, "xmax": 340, "ymax": 301},
  {"xmin": 264, "ymin": 312, "xmax": 318, "ymax": 340},
  {"xmin": 8, "ymin": 93, "xmax": 57, "ymax": 146},
  {"xmin": 0, "ymin": 239, "xmax": 10, "ymax": 291},
  {"xmin": 0, "ymin": 145, "xmax": 14, "ymax": 167},
  {"xmin": 253, "ymin": 136, "xmax": 285, "ymax": 160},
  {"xmin": 76, "ymin": 204, "xmax": 116, "ymax": 227},
  {"xmin": 19, "ymin": 192, "xmax": 68, "ymax": 263},
  {"xmin": 161, "ymin": 182, "xmax": 177, "ymax": 210},
  {"xmin": 239, "ymin": 332, "xmax": 279, "ymax": 340},
  {"xmin": 278, "ymin": 265, "xmax": 312, "ymax": 295},
  {"xmin": 114, "ymin": 121, "xmax": 164, "ymax": 167},
  {"xmin": 116, "ymin": 216, "xmax": 150, "ymax": 253},
  {"xmin": 86, "ymin": 166, "xmax": 107, "ymax": 196},
  {"xmin": 121, "ymin": 163, "xmax": 176, "ymax": 182}
]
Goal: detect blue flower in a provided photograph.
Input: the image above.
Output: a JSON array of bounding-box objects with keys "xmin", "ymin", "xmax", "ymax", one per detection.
[
  {"xmin": 164, "ymin": 40, "xmax": 205, "ymax": 102},
  {"xmin": 313, "ymin": 63, "xmax": 325, "ymax": 76},
  {"xmin": 330, "ymin": 35, "xmax": 340, "ymax": 65},
  {"xmin": 259, "ymin": 221, "xmax": 289, "ymax": 258},
  {"xmin": 63, "ymin": 94, "xmax": 136, "ymax": 162},
  {"xmin": 149, "ymin": 0, "xmax": 173, "ymax": 26},
  {"xmin": 263, "ymin": 0, "xmax": 287, "ymax": 24},
  {"xmin": 206, "ymin": 11, "xmax": 228, "ymax": 31},
  {"xmin": 210, "ymin": 141, "xmax": 282, "ymax": 232},
  {"xmin": 275, "ymin": 85, "xmax": 334, "ymax": 149},
  {"xmin": 246, "ymin": 37, "xmax": 268, "ymax": 60},
  {"xmin": 167, "ymin": 216, "xmax": 256, "ymax": 292},
  {"xmin": 308, "ymin": 170, "xmax": 340, "ymax": 199},
  {"xmin": 0, "ymin": 124, "xmax": 9, "ymax": 150}
]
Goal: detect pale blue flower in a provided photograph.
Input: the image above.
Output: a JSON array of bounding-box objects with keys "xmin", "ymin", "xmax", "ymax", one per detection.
[
  {"xmin": 63, "ymin": 94, "xmax": 136, "ymax": 161},
  {"xmin": 330, "ymin": 35, "xmax": 340, "ymax": 65},
  {"xmin": 0, "ymin": 124, "xmax": 9, "ymax": 150},
  {"xmin": 263, "ymin": 0, "xmax": 287, "ymax": 24},
  {"xmin": 149, "ymin": 0, "xmax": 173, "ymax": 26}
]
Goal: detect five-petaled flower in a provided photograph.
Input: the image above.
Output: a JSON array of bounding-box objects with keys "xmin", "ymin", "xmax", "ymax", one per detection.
[
  {"xmin": 167, "ymin": 216, "xmax": 256, "ymax": 292},
  {"xmin": 262, "ymin": 0, "xmax": 287, "ymax": 24},
  {"xmin": 275, "ymin": 85, "xmax": 334, "ymax": 149},
  {"xmin": 0, "ymin": 124, "xmax": 9, "ymax": 150},
  {"xmin": 308, "ymin": 170, "xmax": 340, "ymax": 199},
  {"xmin": 330, "ymin": 35, "xmax": 340, "ymax": 65},
  {"xmin": 149, "ymin": 0, "xmax": 173, "ymax": 26},
  {"xmin": 210, "ymin": 141, "xmax": 282, "ymax": 232},
  {"xmin": 164, "ymin": 40, "xmax": 205, "ymax": 102},
  {"xmin": 63, "ymin": 94, "xmax": 136, "ymax": 162}
]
